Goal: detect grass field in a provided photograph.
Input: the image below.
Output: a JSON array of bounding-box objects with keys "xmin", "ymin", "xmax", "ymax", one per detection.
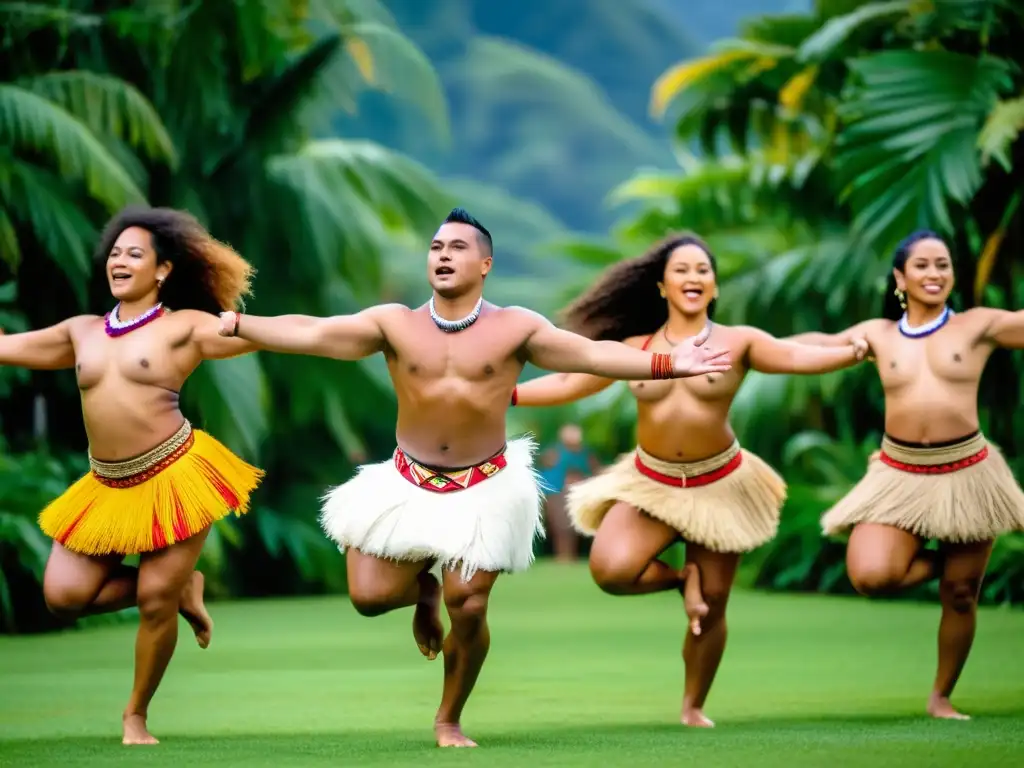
[{"xmin": 1, "ymin": 562, "xmax": 1022, "ymax": 767}]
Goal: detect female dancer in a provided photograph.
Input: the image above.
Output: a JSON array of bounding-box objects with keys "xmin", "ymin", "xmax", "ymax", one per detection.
[
  {"xmin": 788, "ymin": 230, "xmax": 1024, "ymax": 720},
  {"xmin": 0, "ymin": 205, "xmax": 264, "ymax": 744},
  {"xmin": 512, "ymin": 233, "xmax": 868, "ymax": 726}
]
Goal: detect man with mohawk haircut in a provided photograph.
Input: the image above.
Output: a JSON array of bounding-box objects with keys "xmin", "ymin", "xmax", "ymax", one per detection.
[{"xmin": 217, "ymin": 208, "xmax": 734, "ymax": 747}]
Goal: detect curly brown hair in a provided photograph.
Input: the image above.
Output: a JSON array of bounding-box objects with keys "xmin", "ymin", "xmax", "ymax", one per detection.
[
  {"xmin": 560, "ymin": 232, "xmax": 718, "ymax": 341},
  {"xmin": 95, "ymin": 206, "xmax": 254, "ymax": 314}
]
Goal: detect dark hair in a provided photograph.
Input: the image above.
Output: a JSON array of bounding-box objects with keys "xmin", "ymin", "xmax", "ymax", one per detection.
[
  {"xmin": 882, "ymin": 229, "xmax": 947, "ymax": 320},
  {"xmin": 560, "ymin": 233, "xmax": 717, "ymax": 342},
  {"xmin": 96, "ymin": 206, "xmax": 254, "ymax": 314},
  {"xmin": 444, "ymin": 207, "xmax": 492, "ymax": 256}
]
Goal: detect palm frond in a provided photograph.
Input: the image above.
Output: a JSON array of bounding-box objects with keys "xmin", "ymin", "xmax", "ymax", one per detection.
[
  {"xmin": 0, "ymin": 83, "xmax": 146, "ymax": 212},
  {"xmin": 796, "ymin": 1, "xmax": 912, "ymax": 63},
  {"xmin": 331, "ymin": 21, "xmax": 450, "ymax": 142},
  {"xmin": 207, "ymin": 33, "xmax": 344, "ymax": 178},
  {"xmin": 0, "ymin": 157, "xmax": 97, "ymax": 291},
  {"xmin": 0, "ymin": 2, "xmax": 102, "ymax": 41},
  {"xmin": 834, "ymin": 50, "xmax": 1014, "ymax": 252},
  {"xmin": 19, "ymin": 71, "xmax": 176, "ymax": 167},
  {"xmin": 182, "ymin": 354, "xmax": 269, "ymax": 462},
  {"xmin": 266, "ymin": 139, "xmax": 450, "ymax": 298},
  {"xmin": 977, "ymin": 93, "xmax": 1024, "ymax": 171}
]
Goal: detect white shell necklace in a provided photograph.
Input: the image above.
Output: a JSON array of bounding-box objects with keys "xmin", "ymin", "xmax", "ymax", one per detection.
[
  {"xmin": 898, "ymin": 305, "xmax": 952, "ymax": 338},
  {"xmin": 429, "ymin": 296, "xmax": 483, "ymax": 333}
]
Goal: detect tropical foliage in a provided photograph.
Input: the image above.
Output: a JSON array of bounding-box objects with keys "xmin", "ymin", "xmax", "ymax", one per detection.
[
  {"xmin": 546, "ymin": 0, "xmax": 1024, "ymax": 605},
  {"xmin": 0, "ymin": 0, "xmax": 458, "ymax": 632}
]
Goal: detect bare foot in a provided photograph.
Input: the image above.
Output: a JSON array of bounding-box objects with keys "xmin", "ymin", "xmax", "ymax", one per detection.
[
  {"xmin": 122, "ymin": 713, "xmax": 159, "ymax": 745},
  {"xmin": 927, "ymin": 693, "xmax": 970, "ymax": 720},
  {"xmin": 681, "ymin": 706, "xmax": 715, "ymax": 727},
  {"xmin": 435, "ymin": 721, "xmax": 478, "ymax": 747},
  {"xmin": 413, "ymin": 572, "xmax": 444, "ymax": 660},
  {"xmin": 679, "ymin": 564, "xmax": 709, "ymax": 636},
  {"xmin": 179, "ymin": 571, "xmax": 213, "ymax": 649}
]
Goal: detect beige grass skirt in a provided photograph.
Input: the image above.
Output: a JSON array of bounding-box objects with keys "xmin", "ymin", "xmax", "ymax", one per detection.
[
  {"xmin": 566, "ymin": 441, "xmax": 786, "ymax": 553},
  {"xmin": 821, "ymin": 432, "xmax": 1024, "ymax": 543}
]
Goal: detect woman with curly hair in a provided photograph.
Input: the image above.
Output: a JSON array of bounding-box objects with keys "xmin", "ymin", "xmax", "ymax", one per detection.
[
  {"xmin": 512, "ymin": 233, "xmax": 868, "ymax": 727},
  {"xmin": 0, "ymin": 205, "xmax": 264, "ymax": 745}
]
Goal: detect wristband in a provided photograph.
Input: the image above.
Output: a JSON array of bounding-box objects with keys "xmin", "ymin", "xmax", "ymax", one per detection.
[
  {"xmin": 511, "ymin": 385, "xmax": 518, "ymax": 406},
  {"xmin": 651, "ymin": 352, "xmax": 673, "ymax": 380},
  {"xmin": 231, "ymin": 312, "xmax": 241, "ymax": 337}
]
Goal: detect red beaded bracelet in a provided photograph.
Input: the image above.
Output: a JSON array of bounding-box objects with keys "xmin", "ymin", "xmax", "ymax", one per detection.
[{"xmin": 651, "ymin": 352, "xmax": 673, "ymax": 380}]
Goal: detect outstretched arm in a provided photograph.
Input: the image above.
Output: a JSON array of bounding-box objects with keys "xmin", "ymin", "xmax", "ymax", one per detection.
[
  {"xmin": 785, "ymin": 319, "xmax": 879, "ymax": 347},
  {"xmin": 976, "ymin": 307, "xmax": 1024, "ymax": 348},
  {"xmin": 518, "ymin": 311, "xmax": 730, "ymax": 380},
  {"xmin": 0, "ymin": 320, "xmax": 78, "ymax": 370},
  {"xmin": 745, "ymin": 327, "xmax": 868, "ymax": 374},
  {"xmin": 187, "ymin": 311, "xmax": 259, "ymax": 360},
  {"xmin": 513, "ymin": 372, "xmax": 615, "ymax": 407},
  {"xmin": 219, "ymin": 306, "xmax": 390, "ymax": 360}
]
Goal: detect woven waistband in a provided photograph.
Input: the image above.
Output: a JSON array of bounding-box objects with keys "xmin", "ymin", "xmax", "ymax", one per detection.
[
  {"xmin": 635, "ymin": 441, "xmax": 742, "ymax": 488},
  {"xmin": 89, "ymin": 420, "xmax": 194, "ymax": 481},
  {"xmin": 394, "ymin": 445, "xmax": 507, "ymax": 493},
  {"xmin": 880, "ymin": 432, "xmax": 987, "ymax": 472}
]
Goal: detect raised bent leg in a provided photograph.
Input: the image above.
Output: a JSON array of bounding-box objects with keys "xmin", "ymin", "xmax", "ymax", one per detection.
[
  {"xmin": 928, "ymin": 539, "xmax": 993, "ymax": 720},
  {"xmin": 42, "ymin": 541, "xmax": 212, "ymax": 648},
  {"xmin": 43, "ymin": 542, "xmax": 135, "ymax": 618},
  {"xmin": 681, "ymin": 543, "xmax": 740, "ymax": 728},
  {"xmin": 846, "ymin": 523, "xmax": 936, "ymax": 594},
  {"xmin": 434, "ymin": 567, "xmax": 500, "ymax": 748},
  {"xmin": 589, "ymin": 502, "xmax": 708, "ymax": 632},
  {"xmin": 345, "ymin": 549, "xmax": 442, "ymax": 659},
  {"xmin": 122, "ymin": 528, "xmax": 210, "ymax": 745}
]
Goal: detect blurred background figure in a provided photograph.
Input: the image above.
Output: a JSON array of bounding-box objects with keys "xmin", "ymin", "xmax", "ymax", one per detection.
[{"xmin": 539, "ymin": 423, "xmax": 600, "ymax": 562}]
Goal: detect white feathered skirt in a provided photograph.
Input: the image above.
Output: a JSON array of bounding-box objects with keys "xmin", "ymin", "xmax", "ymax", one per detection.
[{"xmin": 319, "ymin": 437, "xmax": 545, "ymax": 580}]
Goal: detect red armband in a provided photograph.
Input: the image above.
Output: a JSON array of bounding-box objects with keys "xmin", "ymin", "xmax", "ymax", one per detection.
[
  {"xmin": 651, "ymin": 352, "xmax": 673, "ymax": 380},
  {"xmin": 511, "ymin": 385, "xmax": 518, "ymax": 406}
]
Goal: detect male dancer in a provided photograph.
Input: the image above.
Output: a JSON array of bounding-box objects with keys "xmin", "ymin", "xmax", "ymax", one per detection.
[{"xmin": 217, "ymin": 208, "xmax": 732, "ymax": 747}]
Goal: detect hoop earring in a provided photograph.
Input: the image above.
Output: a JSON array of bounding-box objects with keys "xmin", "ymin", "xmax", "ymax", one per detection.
[{"xmin": 894, "ymin": 287, "xmax": 906, "ymax": 310}]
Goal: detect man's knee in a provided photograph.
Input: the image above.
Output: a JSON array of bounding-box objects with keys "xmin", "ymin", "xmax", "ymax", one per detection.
[
  {"xmin": 349, "ymin": 585, "xmax": 398, "ymax": 617},
  {"xmin": 445, "ymin": 588, "xmax": 489, "ymax": 619}
]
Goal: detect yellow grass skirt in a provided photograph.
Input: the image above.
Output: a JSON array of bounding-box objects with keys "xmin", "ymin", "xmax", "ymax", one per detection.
[
  {"xmin": 821, "ymin": 432, "xmax": 1024, "ymax": 543},
  {"xmin": 566, "ymin": 441, "xmax": 787, "ymax": 553},
  {"xmin": 38, "ymin": 420, "xmax": 264, "ymax": 556}
]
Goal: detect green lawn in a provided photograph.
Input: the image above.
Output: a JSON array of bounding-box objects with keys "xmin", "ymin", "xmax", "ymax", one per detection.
[{"xmin": 1, "ymin": 562, "xmax": 1022, "ymax": 767}]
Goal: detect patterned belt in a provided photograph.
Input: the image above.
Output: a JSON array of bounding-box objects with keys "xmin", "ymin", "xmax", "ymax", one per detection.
[
  {"xmin": 879, "ymin": 432, "xmax": 987, "ymax": 475},
  {"xmin": 394, "ymin": 446, "xmax": 507, "ymax": 493},
  {"xmin": 89, "ymin": 420, "xmax": 195, "ymax": 488},
  {"xmin": 634, "ymin": 441, "xmax": 742, "ymax": 488}
]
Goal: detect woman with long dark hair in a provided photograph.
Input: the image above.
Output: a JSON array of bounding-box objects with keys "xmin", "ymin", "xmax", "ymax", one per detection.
[
  {"xmin": 789, "ymin": 229, "xmax": 1024, "ymax": 720},
  {"xmin": 0, "ymin": 205, "xmax": 264, "ymax": 745},
  {"xmin": 512, "ymin": 233, "xmax": 868, "ymax": 726}
]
